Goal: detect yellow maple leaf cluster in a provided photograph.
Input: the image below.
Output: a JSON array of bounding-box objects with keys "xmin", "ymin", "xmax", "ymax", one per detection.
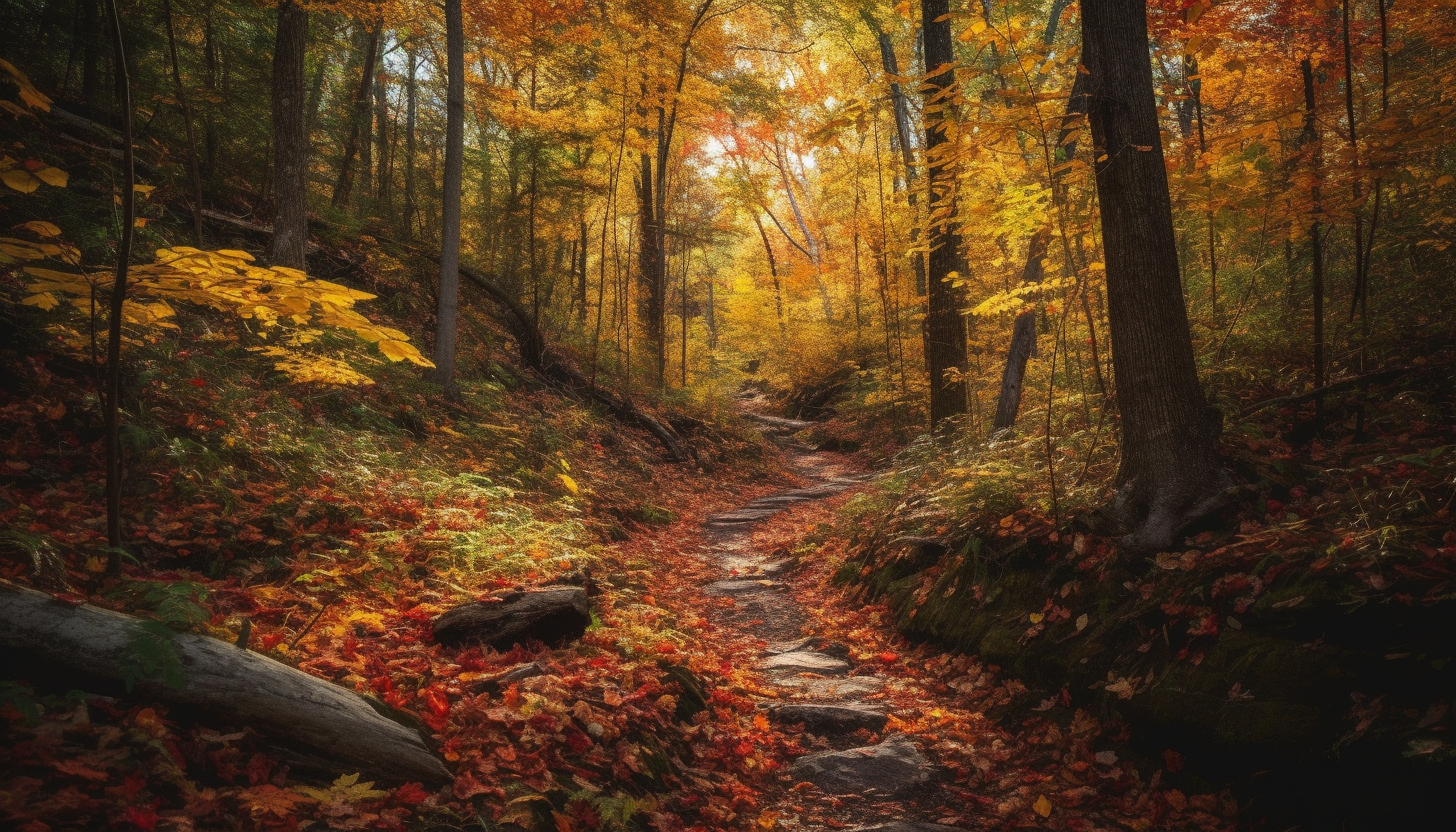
[{"xmin": 7, "ymin": 233, "xmax": 432, "ymax": 383}]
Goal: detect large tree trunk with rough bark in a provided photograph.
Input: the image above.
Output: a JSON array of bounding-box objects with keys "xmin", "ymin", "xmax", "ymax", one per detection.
[
  {"xmin": 268, "ymin": 0, "xmax": 309, "ymax": 270},
  {"xmin": 920, "ymin": 0, "xmax": 969, "ymax": 428},
  {"xmin": 1082, "ymin": 0, "xmax": 1227, "ymax": 550},
  {"xmin": 0, "ymin": 584, "xmax": 450, "ymax": 786}
]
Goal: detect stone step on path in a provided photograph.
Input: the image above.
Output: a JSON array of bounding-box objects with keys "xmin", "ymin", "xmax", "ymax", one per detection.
[
  {"xmin": 699, "ymin": 413, "xmax": 955, "ymax": 830},
  {"xmin": 767, "ymin": 703, "xmax": 888, "ymax": 734},
  {"xmin": 705, "ymin": 478, "xmax": 867, "ymax": 527},
  {"xmin": 761, "ymin": 650, "xmax": 851, "ymax": 674},
  {"xmin": 790, "ymin": 734, "xmax": 935, "ymax": 797}
]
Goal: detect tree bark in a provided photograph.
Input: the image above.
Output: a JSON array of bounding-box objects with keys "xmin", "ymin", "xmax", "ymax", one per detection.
[
  {"xmin": 102, "ymin": 0, "xmax": 134, "ymax": 572},
  {"xmin": 1082, "ymin": 0, "xmax": 1226, "ymax": 550},
  {"xmin": 992, "ymin": 229, "xmax": 1049, "ymax": 430},
  {"xmin": 752, "ymin": 213, "xmax": 787, "ymax": 336},
  {"xmin": 331, "ymin": 18, "xmax": 383, "ymax": 209},
  {"xmin": 268, "ymin": 0, "xmax": 309, "ymax": 270},
  {"xmin": 403, "ymin": 42, "xmax": 418, "ymax": 242},
  {"xmin": 1301, "ymin": 58, "xmax": 1326, "ymax": 419},
  {"xmin": 992, "ymin": 66, "xmax": 1092, "ymax": 430},
  {"xmin": 162, "ymin": 0, "xmax": 204, "ymax": 246},
  {"xmin": 920, "ymin": 0, "xmax": 969, "ymax": 428},
  {"xmin": 0, "ymin": 584, "xmax": 450, "ymax": 786},
  {"xmin": 431, "ymin": 0, "xmax": 464, "ymax": 390}
]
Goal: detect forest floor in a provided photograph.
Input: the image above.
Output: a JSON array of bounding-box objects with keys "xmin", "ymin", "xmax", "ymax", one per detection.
[
  {"xmin": 652, "ymin": 409, "xmax": 1238, "ymax": 832},
  {"xmin": 0, "ymin": 377, "xmax": 1239, "ymax": 832}
]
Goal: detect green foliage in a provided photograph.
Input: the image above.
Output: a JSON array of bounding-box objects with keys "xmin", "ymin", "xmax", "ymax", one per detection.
[
  {"xmin": 121, "ymin": 620, "xmax": 187, "ymax": 693},
  {"xmin": 107, "ymin": 581, "xmax": 210, "ymax": 693}
]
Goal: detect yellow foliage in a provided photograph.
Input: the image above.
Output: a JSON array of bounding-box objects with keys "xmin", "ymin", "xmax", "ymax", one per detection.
[
  {"xmin": 249, "ymin": 347, "xmax": 375, "ymax": 386},
  {"xmin": 11, "ymin": 231, "xmax": 432, "ymax": 383}
]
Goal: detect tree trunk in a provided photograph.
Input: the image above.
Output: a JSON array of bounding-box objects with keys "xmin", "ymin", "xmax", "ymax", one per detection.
[
  {"xmin": 102, "ymin": 0, "xmax": 134, "ymax": 571},
  {"xmin": 331, "ymin": 19, "xmax": 382, "ymax": 209},
  {"xmin": 432, "ymin": 0, "xmax": 464, "ymax": 391},
  {"xmin": 1301, "ymin": 58, "xmax": 1326, "ymax": 419},
  {"xmin": 637, "ymin": 151, "xmax": 665, "ymax": 387},
  {"xmin": 374, "ymin": 34, "xmax": 390, "ymax": 213},
  {"xmin": 0, "ymin": 584, "xmax": 449, "ymax": 786},
  {"xmin": 753, "ymin": 213, "xmax": 787, "ymax": 337},
  {"xmin": 992, "ymin": 229, "xmax": 1049, "ymax": 430},
  {"xmin": 403, "ymin": 43, "xmax": 417, "ymax": 242},
  {"xmin": 162, "ymin": 0, "xmax": 204, "ymax": 246},
  {"xmin": 920, "ymin": 0, "xmax": 969, "ymax": 428},
  {"xmin": 992, "ymin": 67, "xmax": 1092, "ymax": 430},
  {"xmin": 1083, "ymin": 0, "xmax": 1226, "ymax": 550},
  {"xmin": 268, "ymin": 0, "xmax": 309, "ymax": 270}
]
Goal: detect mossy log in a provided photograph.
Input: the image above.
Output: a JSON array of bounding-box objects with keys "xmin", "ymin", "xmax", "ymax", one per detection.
[{"xmin": 0, "ymin": 583, "xmax": 450, "ymax": 786}]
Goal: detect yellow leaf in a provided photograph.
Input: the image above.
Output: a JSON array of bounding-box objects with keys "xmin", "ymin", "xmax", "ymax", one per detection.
[
  {"xmin": 33, "ymin": 167, "xmax": 67, "ymax": 187},
  {"xmin": 1029, "ymin": 612, "xmax": 1045, "ymax": 624},
  {"xmin": 134, "ymin": 217, "xmax": 149, "ymax": 228},
  {"xmin": 132, "ymin": 183, "xmax": 155, "ymax": 195},
  {"xmin": 3, "ymin": 168, "xmax": 39, "ymax": 193},
  {"xmin": 1436, "ymin": 175, "xmax": 1454, "ymax": 187},
  {"xmin": 1033, "ymin": 794, "xmax": 1052, "ymax": 818},
  {"xmin": 20, "ymin": 220, "xmax": 61, "ymax": 238},
  {"xmin": 215, "ymin": 249, "xmax": 254, "ymax": 261},
  {"xmin": 557, "ymin": 473, "xmax": 580, "ymax": 495},
  {"xmin": 377, "ymin": 338, "xmax": 433, "ymax": 367},
  {"xmin": 21, "ymin": 292, "xmax": 58, "ymax": 310}
]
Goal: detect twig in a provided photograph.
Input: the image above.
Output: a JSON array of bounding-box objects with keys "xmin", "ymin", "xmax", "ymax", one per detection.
[{"xmin": 288, "ymin": 600, "xmax": 332, "ymax": 649}]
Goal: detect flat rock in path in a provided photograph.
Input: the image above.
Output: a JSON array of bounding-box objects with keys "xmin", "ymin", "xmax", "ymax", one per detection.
[
  {"xmin": 775, "ymin": 676, "xmax": 884, "ymax": 698},
  {"xmin": 705, "ymin": 579, "xmax": 780, "ymax": 595},
  {"xmin": 766, "ymin": 636, "xmax": 817, "ymax": 655},
  {"xmin": 761, "ymin": 651, "xmax": 850, "ymax": 674},
  {"xmin": 791, "ymin": 734, "xmax": 932, "ymax": 796},
  {"xmin": 769, "ymin": 703, "xmax": 888, "ymax": 734},
  {"xmin": 707, "ymin": 508, "xmax": 780, "ymax": 525}
]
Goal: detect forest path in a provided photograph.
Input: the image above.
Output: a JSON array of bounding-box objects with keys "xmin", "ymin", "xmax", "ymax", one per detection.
[{"xmin": 694, "ymin": 407, "xmax": 966, "ymax": 832}]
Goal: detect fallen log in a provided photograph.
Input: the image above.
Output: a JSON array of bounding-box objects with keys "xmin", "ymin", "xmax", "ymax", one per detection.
[
  {"xmin": 432, "ymin": 587, "xmax": 591, "ymax": 649},
  {"xmin": 1237, "ymin": 362, "xmax": 1454, "ymax": 419},
  {"xmin": 0, "ymin": 583, "xmax": 450, "ymax": 786}
]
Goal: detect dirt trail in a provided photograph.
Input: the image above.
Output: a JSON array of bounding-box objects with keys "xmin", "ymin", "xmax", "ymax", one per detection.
[{"xmin": 697, "ymin": 414, "xmax": 960, "ymax": 832}]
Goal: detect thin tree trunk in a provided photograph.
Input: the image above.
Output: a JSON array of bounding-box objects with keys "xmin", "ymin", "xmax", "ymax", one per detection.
[
  {"xmin": 1302, "ymin": 58, "xmax": 1326, "ymax": 419},
  {"xmin": 1083, "ymin": 0, "xmax": 1225, "ymax": 550},
  {"xmin": 332, "ymin": 18, "xmax": 383, "ymax": 209},
  {"xmin": 752, "ymin": 213, "xmax": 786, "ymax": 337},
  {"xmin": 102, "ymin": 0, "xmax": 135, "ymax": 572},
  {"xmin": 431, "ymin": 0, "xmax": 464, "ymax": 391},
  {"xmin": 375, "ymin": 34, "xmax": 391, "ymax": 215},
  {"xmin": 920, "ymin": 0, "xmax": 969, "ymax": 428},
  {"xmin": 162, "ymin": 0, "xmax": 204, "ymax": 246},
  {"xmin": 992, "ymin": 229, "xmax": 1049, "ymax": 430},
  {"xmin": 992, "ymin": 67, "xmax": 1091, "ymax": 429},
  {"xmin": 268, "ymin": 0, "xmax": 309, "ymax": 270},
  {"xmin": 403, "ymin": 43, "xmax": 417, "ymax": 242}
]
